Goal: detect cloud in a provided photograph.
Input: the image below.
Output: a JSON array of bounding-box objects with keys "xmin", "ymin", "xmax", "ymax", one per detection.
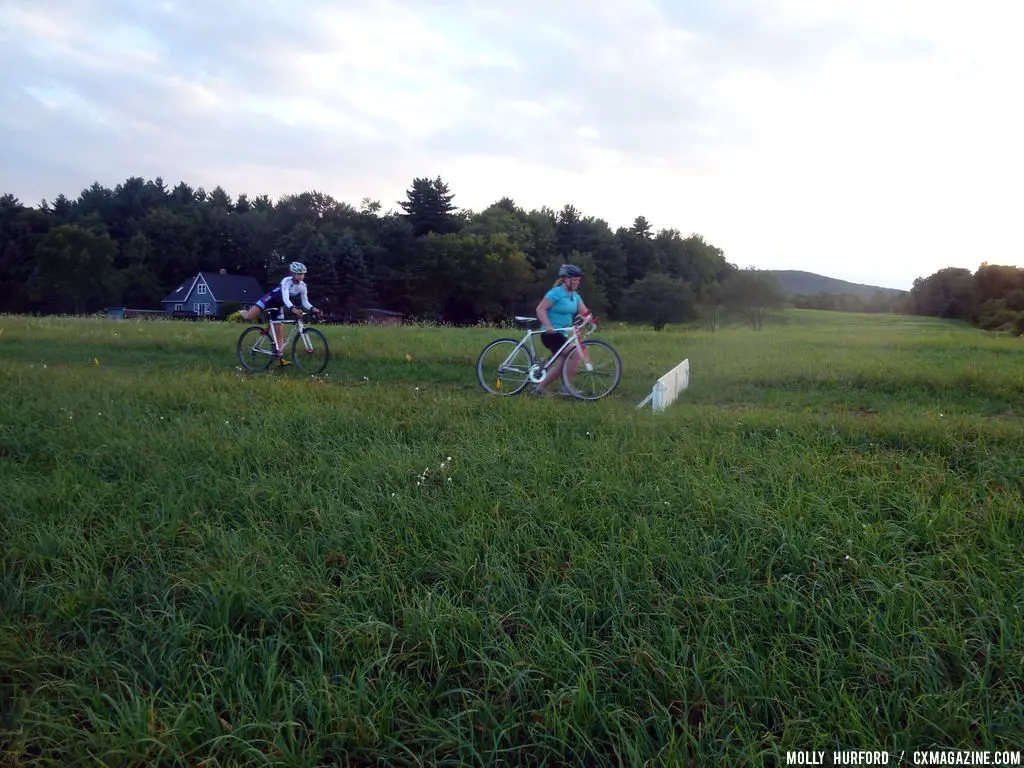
[{"xmin": 2, "ymin": 0, "xmax": 1022, "ymax": 288}]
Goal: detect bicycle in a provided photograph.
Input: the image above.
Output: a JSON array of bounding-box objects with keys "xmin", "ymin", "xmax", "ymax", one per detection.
[
  {"xmin": 475, "ymin": 313, "xmax": 622, "ymax": 400},
  {"xmin": 236, "ymin": 310, "xmax": 330, "ymax": 374}
]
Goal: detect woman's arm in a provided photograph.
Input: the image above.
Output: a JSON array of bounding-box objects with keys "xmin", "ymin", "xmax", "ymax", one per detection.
[
  {"xmin": 281, "ymin": 277, "xmax": 295, "ymax": 310},
  {"xmin": 536, "ymin": 297, "xmax": 554, "ymax": 331},
  {"xmin": 298, "ymin": 282, "xmax": 314, "ymax": 311}
]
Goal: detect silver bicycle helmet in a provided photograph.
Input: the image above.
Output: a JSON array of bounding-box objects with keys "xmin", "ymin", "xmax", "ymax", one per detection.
[{"xmin": 558, "ymin": 263, "xmax": 584, "ymax": 278}]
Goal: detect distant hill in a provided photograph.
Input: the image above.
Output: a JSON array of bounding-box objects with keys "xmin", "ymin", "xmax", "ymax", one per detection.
[{"xmin": 762, "ymin": 270, "xmax": 906, "ymax": 300}]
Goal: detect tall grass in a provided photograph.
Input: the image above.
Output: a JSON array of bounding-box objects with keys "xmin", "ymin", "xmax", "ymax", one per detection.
[{"xmin": 1, "ymin": 310, "xmax": 1021, "ymax": 766}]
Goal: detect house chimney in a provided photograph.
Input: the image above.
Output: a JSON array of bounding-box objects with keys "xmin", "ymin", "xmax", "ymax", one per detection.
[{"xmin": 219, "ymin": 269, "xmax": 227, "ymax": 275}]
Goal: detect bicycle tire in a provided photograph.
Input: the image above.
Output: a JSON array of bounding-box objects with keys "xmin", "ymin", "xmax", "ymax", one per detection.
[
  {"xmin": 476, "ymin": 338, "xmax": 533, "ymax": 395},
  {"xmin": 292, "ymin": 328, "xmax": 330, "ymax": 375},
  {"xmin": 237, "ymin": 325, "xmax": 276, "ymax": 371},
  {"xmin": 562, "ymin": 339, "xmax": 622, "ymax": 400}
]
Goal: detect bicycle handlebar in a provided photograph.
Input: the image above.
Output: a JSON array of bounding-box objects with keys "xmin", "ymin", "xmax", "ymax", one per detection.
[
  {"xmin": 539, "ymin": 313, "xmax": 598, "ymax": 336},
  {"xmin": 572, "ymin": 313, "xmax": 598, "ymax": 334}
]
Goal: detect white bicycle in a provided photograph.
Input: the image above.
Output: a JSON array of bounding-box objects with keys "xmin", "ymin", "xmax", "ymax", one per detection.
[
  {"xmin": 236, "ymin": 311, "xmax": 330, "ymax": 374},
  {"xmin": 475, "ymin": 314, "xmax": 622, "ymax": 400}
]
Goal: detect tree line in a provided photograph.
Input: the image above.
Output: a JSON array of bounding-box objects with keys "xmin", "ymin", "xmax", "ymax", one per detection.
[
  {"xmin": 790, "ymin": 291, "xmax": 906, "ymax": 315},
  {"xmin": 906, "ymin": 264, "xmax": 1024, "ymax": 335},
  {"xmin": 0, "ymin": 175, "xmax": 792, "ymax": 328},
  {"xmin": 787, "ymin": 265, "xmax": 1024, "ymax": 336},
  {"xmin": 2, "ymin": 174, "xmax": 1018, "ymax": 333}
]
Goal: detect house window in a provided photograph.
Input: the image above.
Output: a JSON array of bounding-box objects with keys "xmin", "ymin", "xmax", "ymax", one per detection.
[
  {"xmin": 174, "ymin": 304, "xmax": 183, "ymax": 311},
  {"xmin": 197, "ymin": 303, "xmax": 209, "ymax": 315},
  {"xmin": 197, "ymin": 284, "xmax": 207, "ymax": 295}
]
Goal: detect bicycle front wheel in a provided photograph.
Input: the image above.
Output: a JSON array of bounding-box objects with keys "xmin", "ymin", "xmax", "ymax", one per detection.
[
  {"xmin": 237, "ymin": 326, "xmax": 276, "ymax": 371},
  {"xmin": 292, "ymin": 328, "xmax": 330, "ymax": 374},
  {"xmin": 562, "ymin": 340, "xmax": 622, "ymax": 400},
  {"xmin": 476, "ymin": 338, "xmax": 533, "ymax": 395}
]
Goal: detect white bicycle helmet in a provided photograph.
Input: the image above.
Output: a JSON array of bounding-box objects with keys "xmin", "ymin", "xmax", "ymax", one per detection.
[{"xmin": 289, "ymin": 261, "xmax": 307, "ymax": 274}]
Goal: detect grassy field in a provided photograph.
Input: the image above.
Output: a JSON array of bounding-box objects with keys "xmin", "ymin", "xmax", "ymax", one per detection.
[{"xmin": 1, "ymin": 310, "xmax": 1022, "ymax": 766}]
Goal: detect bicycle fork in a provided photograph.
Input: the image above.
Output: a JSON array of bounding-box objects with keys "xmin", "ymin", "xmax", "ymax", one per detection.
[{"xmin": 572, "ymin": 329, "xmax": 594, "ymax": 371}]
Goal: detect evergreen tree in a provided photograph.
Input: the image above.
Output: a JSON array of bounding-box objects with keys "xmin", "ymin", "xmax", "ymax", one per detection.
[
  {"xmin": 399, "ymin": 176, "xmax": 459, "ymax": 237},
  {"xmin": 298, "ymin": 231, "xmax": 340, "ymax": 312},
  {"xmin": 331, "ymin": 233, "xmax": 374, "ymax": 321}
]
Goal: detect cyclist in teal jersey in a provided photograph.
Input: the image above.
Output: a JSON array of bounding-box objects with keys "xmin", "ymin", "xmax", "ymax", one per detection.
[{"xmin": 533, "ymin": 263, "xmax": 592, "ymax": 395}]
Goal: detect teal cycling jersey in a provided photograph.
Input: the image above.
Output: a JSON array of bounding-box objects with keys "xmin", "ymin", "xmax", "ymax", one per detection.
[{"xmin": 542, "ymin": 285, "xmax": 581, "ymax": 331}]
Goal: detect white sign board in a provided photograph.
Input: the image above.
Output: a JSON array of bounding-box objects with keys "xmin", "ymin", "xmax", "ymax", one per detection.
[{"xmin": 637, "ymin": 358, "xmax": 689, "ymax": 412}]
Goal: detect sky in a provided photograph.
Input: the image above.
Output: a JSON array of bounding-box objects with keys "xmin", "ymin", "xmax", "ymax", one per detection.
[{"xmin": 2, "ymin": 0, "xmax": 1022, "ymax": 290}]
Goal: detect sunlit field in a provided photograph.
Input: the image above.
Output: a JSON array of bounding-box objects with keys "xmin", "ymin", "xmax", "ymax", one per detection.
[{"xmin": 1, "ymin": 310, "xmax": 1022, "ymax": 766}]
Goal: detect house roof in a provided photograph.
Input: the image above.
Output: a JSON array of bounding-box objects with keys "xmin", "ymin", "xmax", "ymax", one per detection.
[
  {"xmin": 162, "ymin": 272, "xmax": 265, "ymax": 303},
  {"xmin": 201, "ymin": 272, "xmax": 264, "ymax": 302}
]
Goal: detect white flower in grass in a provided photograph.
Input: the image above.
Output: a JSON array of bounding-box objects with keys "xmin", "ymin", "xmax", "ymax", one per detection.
[{"xmin": 417, "ymin": 455, "xmax": 456, "ymax": 488}]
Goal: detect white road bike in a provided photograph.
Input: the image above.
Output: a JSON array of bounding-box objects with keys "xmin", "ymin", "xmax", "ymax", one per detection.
[{"xmin": 475, "ymin": 314, "xmax": 622, "ymax": 400}]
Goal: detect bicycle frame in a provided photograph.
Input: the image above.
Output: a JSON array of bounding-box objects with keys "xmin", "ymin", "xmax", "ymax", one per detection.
[
  {"xmin": 259, "ymin": 312, "xmax": 314, "ymax": 358},
  {"xmin": 505, "ymin": 315, "xmax": 597, "ymax": 384}
]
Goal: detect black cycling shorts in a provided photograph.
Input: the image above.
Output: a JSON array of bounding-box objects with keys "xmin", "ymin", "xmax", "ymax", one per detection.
[
  {"xmin": 540, "ymin": 331, "xmax": 568, "ymax": 355},
  {"xmin": 256, "ymin": 287, "xmax": 284, "ymax": 311}
]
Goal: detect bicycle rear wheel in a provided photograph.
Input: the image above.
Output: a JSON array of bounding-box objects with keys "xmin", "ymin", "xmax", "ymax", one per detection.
[
  {"xmin": 476, "ymin": 338, "xmax": 533, "ymax": 395},
  {"xmin": 237, "ymin": 326, "xmax": 276, "ymax": 371},
  {"xmin": 562, "ymin": 340, "xmax": 622, "ymax": 400},
  {"xmin": 292, "ymin": 328, "xmax": 330, "ymax": 374}
]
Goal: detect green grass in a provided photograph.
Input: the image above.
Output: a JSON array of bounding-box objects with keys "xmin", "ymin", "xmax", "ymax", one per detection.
[{"xmin": 1, "ymin": 310, "xmax": 1022, "ymax": 766}]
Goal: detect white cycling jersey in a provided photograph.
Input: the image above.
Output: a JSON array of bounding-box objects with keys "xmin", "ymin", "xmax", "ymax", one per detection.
[{"xmin": 279, "ymin": 276, "xmax": 314, "ymax": 311}]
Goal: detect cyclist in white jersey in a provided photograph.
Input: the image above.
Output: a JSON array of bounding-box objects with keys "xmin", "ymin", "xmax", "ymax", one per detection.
[{"xmin": 239, "ymin": 261, "xmax": 322, "ymax": 366}]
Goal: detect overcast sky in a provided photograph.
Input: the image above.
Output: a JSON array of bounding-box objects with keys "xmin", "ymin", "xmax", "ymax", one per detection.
[{"xmin": 2, "ymin": 0, "xmax": 1021, "ymax": 290}]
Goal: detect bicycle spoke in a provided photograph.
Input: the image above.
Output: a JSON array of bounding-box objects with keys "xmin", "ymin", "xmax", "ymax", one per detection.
[
  {"xmin": 292, "ymin": 328, "xmax": 330, "ymax": 374},
  {"xmin": 476, "ymin": 338, "xmax": 532, "ymax": 395},
  {"xmin": 563, "ymin": 340, "xmax": 622, "ymax": 400},
  {"xmin": 237, "ymin": 326, "xmax": 275, "ymax": 371}
]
